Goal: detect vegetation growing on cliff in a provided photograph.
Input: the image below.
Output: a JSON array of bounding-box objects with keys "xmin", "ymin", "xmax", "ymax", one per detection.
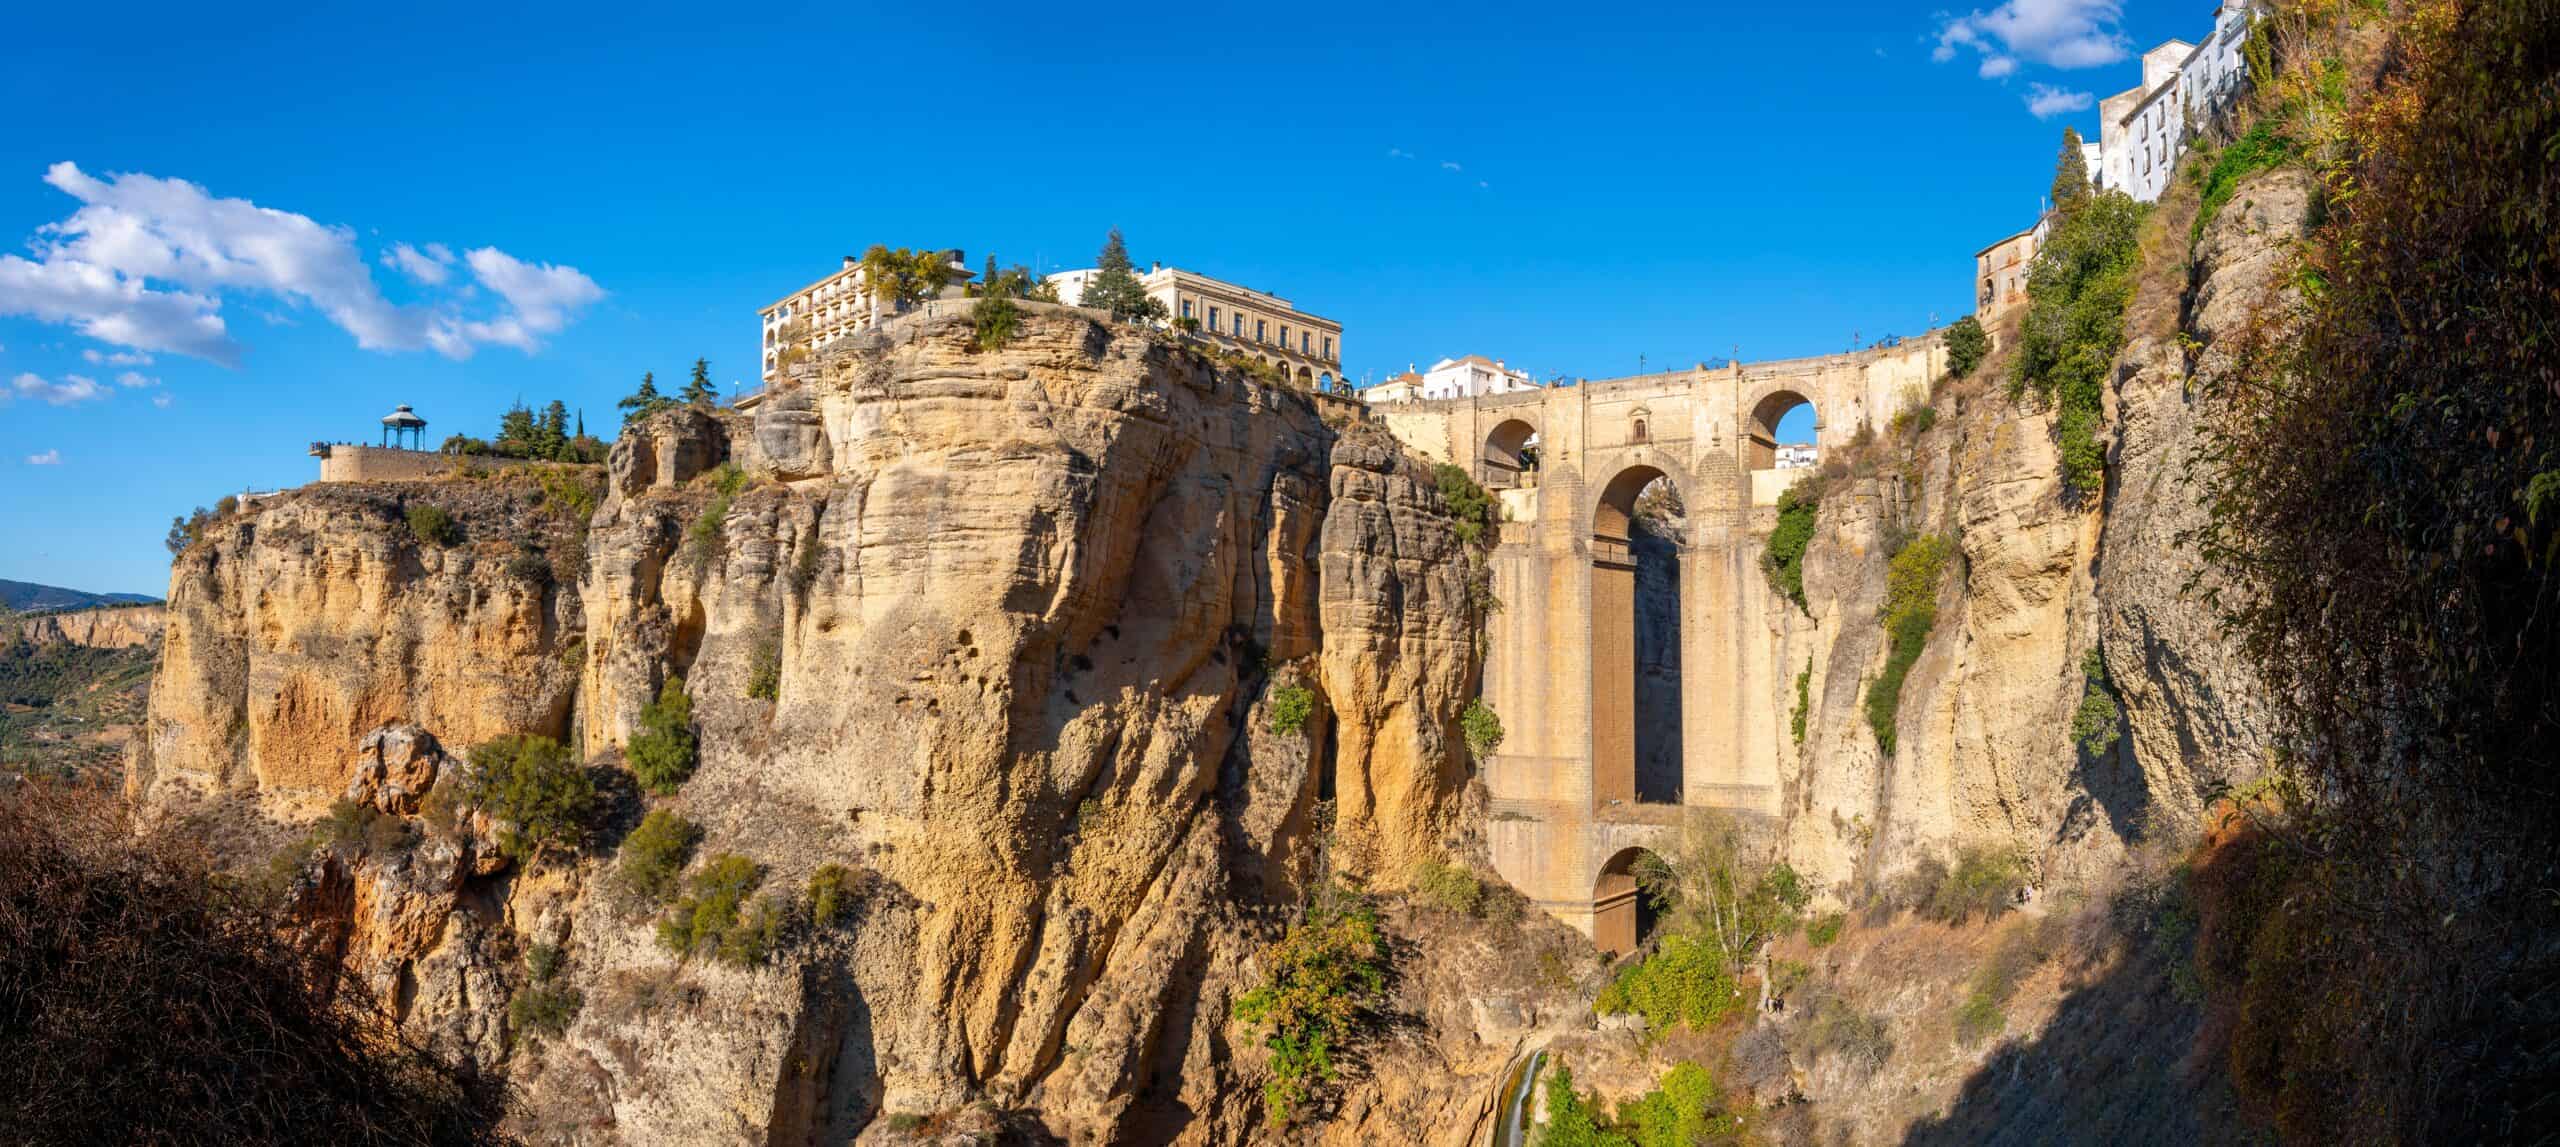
[
  {"xmin": 626, "ymin": 675, "xmax": 699, "ymax": 794},
  {"xmin": 656, "ymin": 853, "xmax": 785, "ymax": 968},
  {"xmin": 1460, "ymin": 698, "xmax": 1504, "ymax": 760},
  {"xmin": 1790, "ymin": 659, "xmax": 1812, "ymax": 747},
  {"xmin": 0, "ymin": 783, "xmax": 501, "ymax": 1142},
  {"xmin": 1600, "ymin": 821, "xmax": 1810, "ymax": 1033},
  {"xmin": 2069, "ymin": 649, "xmax": 2120, "ymax": 757},
  {"xmin": 1945, "ymin": 316, "xmax": 1991, "ymax": 383},
  {"xmin": 1862, "ymin": 534, "xmax": 1951, "ymax": 754},
  {"xmin": 2013, "ymin": 186, "xmax": 2146, "ymax": 494},
  {"xmin": 1539, "ymin": 1060, "xmax": 1743, "ymax": 1147},
  {"xmin": 1266, "ymin": 682, "xmax": 1315, "ymax": 735},
  {"xmin": 617, "ymin": 808, "xmax": 701, "ymax": 902},
  {"xmin": 1433, "ymin": 462, "xmax": 1493, "ymax": 547},
  {"xmin": 685, "ymin": 463, "xmax": 749, "ymax": 570},
  {"xmin": 465, "ymin": 733, "xmax": 595, "ymax": 862},
  {"xmin": 1231, "ymin": 882, "xmax": 1390, "ymax": 1125},
  {"xmin": 2187, "ymin": 0, "xmax": 2560, "ymax": 1135},
  {"xmin": 1760, "ymin": 479, "xmax": 1821, "ymax": 611},
  {"xmin": 508, "ymin": 941, "xmax": 583, "ymax": 1042},
  {"xmin": 404, "ymin": 503, "xmax": 461, "ymax": 547}
]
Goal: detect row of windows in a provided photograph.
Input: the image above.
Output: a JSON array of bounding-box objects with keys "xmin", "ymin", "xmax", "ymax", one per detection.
[{"xmin": 1178, "ymin": 299, "xmax": 1336, "ymax": 360}]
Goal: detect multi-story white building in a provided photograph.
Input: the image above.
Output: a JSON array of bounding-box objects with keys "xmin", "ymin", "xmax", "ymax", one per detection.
[
  {"xmin": 1047, "ymin": 263, "xmax": 1344, "ymax": 390},
  {"xmin": 2097, "ymin": 0, "xmax": 2259, "ymax": 203},
  {"xmin": 1774, "ymin": 443, "xmax": 1819, "ymax": 470},
  {"xmin": 760, "ymin": 250, "xmax": 976, "ymax": 382}
]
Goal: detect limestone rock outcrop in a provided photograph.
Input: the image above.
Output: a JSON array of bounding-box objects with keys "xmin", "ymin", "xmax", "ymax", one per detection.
[
  {"xmin": 132, "ymin": 304, "xmax": 1500, "ymax": 1144},
  {"xmin": 130, "ymin": 482, "xmax": 587, "ymax": 817},
  {"xmin": 11, "ymin": 603, "xmax": 165, "ymax": 649}
]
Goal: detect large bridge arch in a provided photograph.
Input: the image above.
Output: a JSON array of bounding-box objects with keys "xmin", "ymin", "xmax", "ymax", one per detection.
[{"xmin": 1588, "ymin": 458, "xmax": 1692, "ymax": 810}]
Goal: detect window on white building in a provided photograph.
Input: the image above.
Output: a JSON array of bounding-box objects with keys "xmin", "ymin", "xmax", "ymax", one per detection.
[
  {"xmin": 1182, "ymin": 300, "xmax": 1193, "ymax": 319},
  {"xmin": 1255, "ymin": 320, "xmax": 1266, "ymax": 342},
  {"xmin": 1323, "ymin": 336, "xmax": 1332, "ymax": 360},
  {"xmin": 1209, "ymin": 305, "xmax": 1220, "ymax": 330}
]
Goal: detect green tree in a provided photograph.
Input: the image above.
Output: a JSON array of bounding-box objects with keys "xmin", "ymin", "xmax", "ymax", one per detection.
[
  {"xmin": 2012, "ymin": 192, "xmax": 2146, "ymax": 493},
  {"xmin": 2051, "ymin": 125, "xmax": 2090, "ymax": 210},
  {"xmin": 626, "ymin": 674, "xmax": 698, "ymax": 795},
  {"xmin": 681, "ymin": 358, "xmax": 717, "ymax": 407},
  {"xmin": 618, "ymin": 371, "xmax": 674, "ymax": 425},
  {"xmin": 859, "ymin": 246, "xmax": 951, "ymax": 317},
  {"xmin": 1231, "ymin": 883, "xmax": 1389, "ymax": 1124},
  {"xmin": 538, "ymin": 400, "xmax": 571, "ymax": 459},
  {"xmin": 495, "ymin": 402, "xmax": 539, "ymax": 456},
  {"xmin": 1945, "ymin": 314, "xmax": 1990, "ymax": 379},
  {"xmin": 465, "ymin": 734, "xmax": 596, "ymax": 864},
  {"xmin": 1075, "ymin": 229, "xmax": 1167, "ymax": 322}
]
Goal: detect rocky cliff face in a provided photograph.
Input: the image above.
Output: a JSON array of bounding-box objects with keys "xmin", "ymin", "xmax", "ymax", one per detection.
[
  {"xmin": 1765, "ymin": 171, "xmax": 2304, "ymax": 901},
  {"xmin": 132, "ymin": 304, "xmax": 1503, "ymax": 1143},
  {"xmin": 11, "ymin": 603, "xmax": 165, "ymax": 650},
  {"xmin": 130, "ymin": 482, "xmax": 586, "ymax": 816}
]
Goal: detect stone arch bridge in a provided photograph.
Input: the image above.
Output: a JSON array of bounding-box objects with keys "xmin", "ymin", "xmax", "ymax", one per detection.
[{"xmin": 1373, "ymin": 337, "xmax": 1947, "ymax": 953}]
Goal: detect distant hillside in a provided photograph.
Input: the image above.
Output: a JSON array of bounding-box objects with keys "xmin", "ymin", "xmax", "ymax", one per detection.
[{"xmin": 0, "ymin": 579, "xmax": 162, "ymax": 613}]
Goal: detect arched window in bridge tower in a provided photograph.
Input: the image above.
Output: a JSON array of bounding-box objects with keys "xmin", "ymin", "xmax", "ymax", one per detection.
[
  {"xmin": 1483, "ymin": 419, "xmax": 1540, "ymax": 490},
  {"xmin": 1629, "ymin": 407, "xmax": 1651, "ymax": 445}
]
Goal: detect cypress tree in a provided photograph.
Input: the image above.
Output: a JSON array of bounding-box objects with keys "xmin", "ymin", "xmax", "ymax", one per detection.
[
  {"xmin": 2051, "ymin": 126, "xmax": 2091, "ymax": 211},
  {"xmin": 618, "ymin": 371, "xmax": 671, "ymax": 425}
]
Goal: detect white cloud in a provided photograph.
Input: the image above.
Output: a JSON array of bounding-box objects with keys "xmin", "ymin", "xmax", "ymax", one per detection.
[
  {"xmin": 1386, "ymin": 147, "xmax": 1413, "ymax": 159},
  {"xmin": 0, "ymin": 163, "xmax": 605, "ymax": 365},
  {"xmin": 1440, "ymin": 161, "xmax": 1463, "ymax": 172},
  {"xmin": 1934, "ymin": 0, "xmax": 2128, "ymax": 72},
  {"xmin": 114, "ymin": 370, "xmax": 157, "ymax": 387},
  {"xmin": 1980, "ymin": 55, "xmax": 2019, "ymax": 78},
  {"xmin": 9, "ymin": 371, "xmax": 108, "ymax": 405},
  {"xmin": 383, "ymin": 240, "xmax": 455, "ymax": 285},
  {"xmin": 150, "ymin": 394, "xmax": 171, "ymax": 408},
  {"xmin": 25, "ymin": 449, "xmax": 61, "ymax": 465},
  {"xmin": 2026, "ymin": 82, "xmax": 2096, "ymax": 116},
  {"xmin": 81, "ymin": 347, "xmax": 151, "ymax": 365}
]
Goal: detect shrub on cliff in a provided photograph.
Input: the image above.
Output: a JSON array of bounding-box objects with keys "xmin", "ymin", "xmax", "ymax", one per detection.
[
  {"xmin": 465, "ymin": 733, "xmax": 595, "ymax": 863},
  {"xmin": 1460, "ymin": 698, "xmax": 1504, "ymax": 760},
  {"xmin": 1863, "ymin": 534, "xmax": 1952, "ymax": 754},
  {"xmin": 403, "ymin": 503, "xmax": 460, "ymax": 547},
  {"xmin": 1432, "ymin": 463, "xmax": 1494, "ymax": 547},
  {"xmin": 626, "ymin": 675, "xmax": 699, "ymax": 795},
  {"xmin": 508, "ymin": 941, "xmax": 582, "ymax": 1042},
  {"xmin": 1231, "ymin": 882, "xmax": 1389, "ymax": 1124},
  {"xmin": 1266, "ymin": 682, "xmax": 1315, "ymax": 735},
  {"xmin": 656, "ymin": 852, "xmax": 787, "ymax": 967},
  {"xmin": 0, "ymin": 783, "xmax": 500, "ymax": 1142},
  {"xmin": 1760, "ymin": 480, "xmax": 1821, "ymax": 611},
  {"xmin": 617, "ymin": 809, "xmax": 700, "ymax": 902},
  {"xmin": 807, "ymin": 862, "xmax": 860, "ymax": 928},
  {"xmin": 2069, "ymin": 648, "xmax": 2120, "ymax": 757},
  {"xmin": 1945, "ymin": 314, "xmax": 1990, "ymax": 379},
  {"xmin": 2012, "ymin": 191, "xmax": 2145, "ymax": 494}
]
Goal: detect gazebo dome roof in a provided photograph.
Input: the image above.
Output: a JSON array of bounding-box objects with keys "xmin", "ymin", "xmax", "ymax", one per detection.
[{"xmin": 380, "ymin": 404, "xmax": 427, "ymax": 429}]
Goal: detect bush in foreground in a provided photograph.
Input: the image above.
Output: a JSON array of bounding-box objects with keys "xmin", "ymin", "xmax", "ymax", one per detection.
[{"xmin": 0, "ymin": 782, "xmax": 499, "ymax": 1142}]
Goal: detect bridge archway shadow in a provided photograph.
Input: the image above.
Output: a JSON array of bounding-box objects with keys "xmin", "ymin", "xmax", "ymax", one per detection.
[{"xmin": 1592, "ymin": 465, "xmax": 1685, "ymax": 806}]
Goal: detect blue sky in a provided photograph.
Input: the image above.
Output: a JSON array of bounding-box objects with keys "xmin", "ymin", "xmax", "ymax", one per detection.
[{"xmin": 0, "ymin": 0, "xmax": 2192, "ymax": 595}]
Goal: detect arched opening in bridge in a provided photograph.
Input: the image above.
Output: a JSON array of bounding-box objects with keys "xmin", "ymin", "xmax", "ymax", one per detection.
[
  {"xmin": 1746, "ymin": 390, "xmax": 1820, "ymax": 472},
  {"xmin": 1483, "ymin": 419, "xmax": 1540, "ymax": 489},
  {"xmin": 1592, "ymin": 465, "xmax": 1685, "ymax": 808},
  {"xmin": 1594, "ymin": 846, "xmax": 1666, "ymax": 957}
]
